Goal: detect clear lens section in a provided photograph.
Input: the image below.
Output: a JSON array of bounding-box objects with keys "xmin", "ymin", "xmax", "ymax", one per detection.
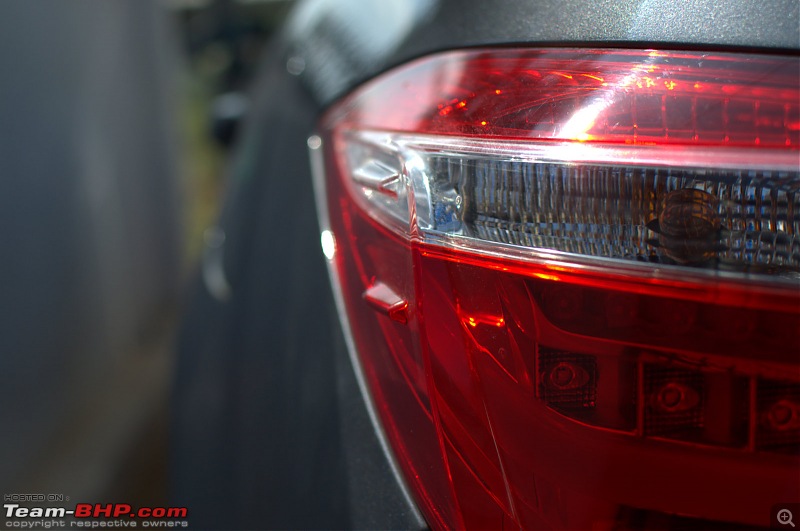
[
  {"xmin": 344, "ymin": 139, "xmax": 409, "ymax": 230},
  {"xmin": 342, "ymin": 131, "xmax": 800, "ymax": 279},
  {"xmin": 451, "ymin": 159, "xmax": 799, "ymax": 274}
]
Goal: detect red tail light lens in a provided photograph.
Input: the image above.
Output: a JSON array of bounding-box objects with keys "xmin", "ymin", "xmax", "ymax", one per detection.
[{"xmin": 311, "ymin": 49, "xmax": 800, "ymax": 530}]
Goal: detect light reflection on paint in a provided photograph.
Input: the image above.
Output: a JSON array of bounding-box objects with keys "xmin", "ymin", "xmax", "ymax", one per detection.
[{"xmin": 321, "ymin": 230, "xmax": 336, "ymax": 260}]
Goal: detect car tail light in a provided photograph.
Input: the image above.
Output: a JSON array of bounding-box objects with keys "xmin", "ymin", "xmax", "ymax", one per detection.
[{"xmin": 310, "ymin": 49, "xmax": 800, "ymax": 530}]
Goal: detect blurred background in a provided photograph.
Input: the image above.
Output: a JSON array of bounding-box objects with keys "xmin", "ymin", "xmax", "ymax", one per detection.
[{"xmin": 0, "ymin": 0, "xmax": 294, "ymax": 509}]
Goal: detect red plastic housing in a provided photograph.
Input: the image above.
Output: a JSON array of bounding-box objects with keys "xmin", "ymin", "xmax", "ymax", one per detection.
[
  {"xmin": 314, "ymin": 49, "xmax": 800, "ymax": 530},
  {"xmin": 335, "ymin": 48, "xmax": 800, "ymax": 148}
]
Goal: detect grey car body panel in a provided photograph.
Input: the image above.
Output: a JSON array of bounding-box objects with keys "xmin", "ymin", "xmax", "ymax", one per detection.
[{"xmin": 286, "ymin": 0, "xmax": 799, "ymax": 108}]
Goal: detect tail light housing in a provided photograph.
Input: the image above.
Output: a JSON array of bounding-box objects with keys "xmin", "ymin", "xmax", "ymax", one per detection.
[{"xmin": 310, "ymin": 48, "xmax": 800, "ymax": 530}]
